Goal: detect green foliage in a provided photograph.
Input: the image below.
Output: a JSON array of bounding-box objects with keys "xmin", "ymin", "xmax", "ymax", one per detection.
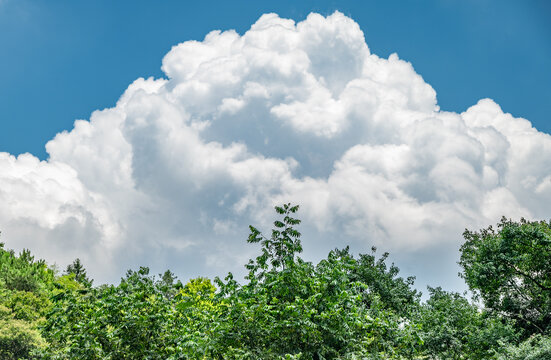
[
  {"xmin": 0, "ymin": 243, "xmax": 55, "ymax": 294},
  {"xmin": 460, "ymin": 217, "xmax": 551, "ymax": 337},
  {"xmin": 1, "ymin": 289, "xmax": 51, "ymax": 322},
  {"xmin": 350, "ymin": 246, "xmax": 420, "ymax": 317},
  {"xmin": 41, "ymin": 267, "xmax": 185, "ymax": 359},
  {"xmin": 65, "ymin": 258, "xmax": 92, "ymax": 287},
  {"xmin": 246, "ymin": 203, "xmax": 303, "ymax": 274},
  {"xmin": 498, "ymin": 334, "xmax": 551, "ymax": 360},
  {"xmin": 416, "ymin": 286, "xmax": 517, "ymax": 359},
  {"xmin": 0, "ymin": 242, "xmax": 55, "ymax": 359},
  {"xmin": 174, "ymin": 277, "xmax": 222, "ymax": 358},
  {"xmin": 211, "ymin": 204, "xmax": 423, "ymax": 359},
  {"xmin": 1, "ymin": 207, "xmax": 550, "ymax": 359},
  {"xmin": 0, "ymin": 309, "xmax": 46, "ymax": 360}
]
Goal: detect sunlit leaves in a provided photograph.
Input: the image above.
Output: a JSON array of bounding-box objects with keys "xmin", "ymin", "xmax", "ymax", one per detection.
[{"xmin": 2, "ymin": 207, "xmax": 550, "ymax": 358}]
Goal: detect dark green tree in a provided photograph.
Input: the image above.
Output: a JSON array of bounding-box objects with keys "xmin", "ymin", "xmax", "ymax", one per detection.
[
  {"xmin": 65, "ymin": 258, "xmax": 92, "ymax": 287},
  {"xmin": 459, "ymin": 217, "xmax": 551, "ymax": 337},
  {"xmin": 350, "ymin": 246, "xmax": 420, "ymax": 317}
]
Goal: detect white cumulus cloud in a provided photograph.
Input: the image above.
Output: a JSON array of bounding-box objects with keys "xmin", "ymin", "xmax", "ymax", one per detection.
[{"xmin": 1, "ymin": 12, "xmax": 550, "ymax": 292}]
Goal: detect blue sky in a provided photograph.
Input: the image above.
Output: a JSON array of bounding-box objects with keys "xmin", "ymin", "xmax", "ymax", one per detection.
[
  {"xmin": 1, "ymin": 0, "xmax": 549, "ymax": 159},
  {"xmin": 0, "ymin": 1, "xmax": 550, "ymax": 292}
]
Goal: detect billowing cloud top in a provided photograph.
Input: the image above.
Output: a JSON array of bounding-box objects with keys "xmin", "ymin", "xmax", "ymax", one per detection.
[{"xmin": 1, "ymin": 12, "xmax": 550, "ymax": 289}]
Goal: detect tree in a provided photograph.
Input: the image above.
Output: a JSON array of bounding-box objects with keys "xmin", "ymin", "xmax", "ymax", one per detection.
[
  {"xmin": 0, "ymin": 243, "xmax": 55, "ymax": 359},
  {"xmin": 0, "ymin": 305, "xmax": 45, "ymax": 360},
  {"xmin": 65, "ymin": 258, "xmax": 92, "ymax": 287},
  {"xmin": 41, "ymin": 267, "xmax": 185, "ymax": 359},
  {"xmin": 416, "ymin": 286, "xmax": 517, "ymax": 360},
  {"xmin": 350, "ymin": 246, "xmax": 420, "ymax": 317},
  {"xmin": 498, "ymin": 334, "xmax": 551, "ymax": 360},
  {"xmin": 459, "ymin": 217, "xmax": 551, "ymax": 337},
  {"xmin": 246, "ymin": 203, "xmax": 303, "ymax": 274},
  {"xmin": 211, "ymin": 204, "xmax": 423, "ymax": 359}
]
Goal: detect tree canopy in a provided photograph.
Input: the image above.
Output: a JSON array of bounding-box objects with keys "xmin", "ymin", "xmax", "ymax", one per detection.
[
  {"xmin": 0, "ymin": 206, "xmax": 549, "ymax": 359},
  {"xmin": 459, "ymin": 217, "xmax": 551, "ymax": 337}
]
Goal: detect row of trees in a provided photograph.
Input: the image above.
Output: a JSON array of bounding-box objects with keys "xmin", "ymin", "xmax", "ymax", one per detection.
[{"xmin": 1, "ymin": 205, "xmax": 550, "ymax": 359}]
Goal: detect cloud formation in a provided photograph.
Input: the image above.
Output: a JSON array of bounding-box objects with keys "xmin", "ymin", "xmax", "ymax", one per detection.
[{"xmin": 1, "ymin": 12, "xmax": 550, "ymax": 290}]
